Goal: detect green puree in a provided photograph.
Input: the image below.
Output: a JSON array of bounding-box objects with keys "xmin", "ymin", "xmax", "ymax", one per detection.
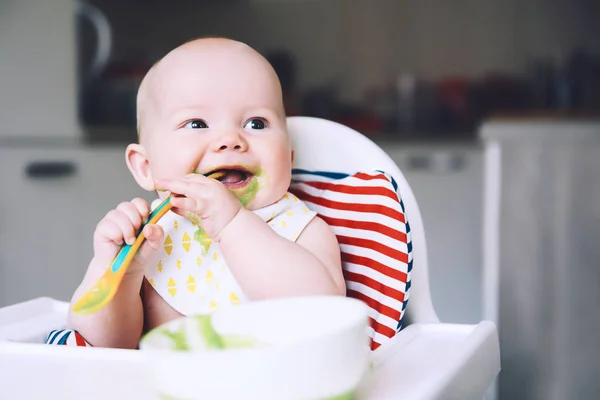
[
  {"xmin": 142, "ymin": 314, "xmax": 262, "ymax": 351},
  {"xmin": 230, "ymin": 166, "xmax": 265, "ymax": 207}
]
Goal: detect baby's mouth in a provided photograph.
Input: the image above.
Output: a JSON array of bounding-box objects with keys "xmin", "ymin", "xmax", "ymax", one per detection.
[{"xmin": 205, "ymin": 166, "xmax": 253, "ymax": 189}]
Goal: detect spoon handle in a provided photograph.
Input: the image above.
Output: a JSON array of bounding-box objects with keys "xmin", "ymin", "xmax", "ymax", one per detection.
[
  {"xmin": 71, "ymin": 197, "xmax": 172, "ymax": 315},
  {"xmin": 71, "ymin": 171, "xmax": 225, "ymax": 315}
]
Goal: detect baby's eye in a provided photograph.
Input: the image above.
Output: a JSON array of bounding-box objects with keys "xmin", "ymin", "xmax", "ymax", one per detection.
[
  {"xmin": 244, "ymin": 118, "xmax": 267, "ymax": 130},
  {"xmin": 184, "ymin": 119, "xmax": 208, "ymax": 129}
]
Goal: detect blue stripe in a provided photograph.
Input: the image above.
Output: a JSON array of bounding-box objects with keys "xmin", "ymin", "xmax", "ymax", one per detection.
[
  {"xmin": 388, "ymin": 174, "xmax": 399, "ymax": 192},
  {"xmin": 402, "ymin": 299, "xmax": 409, "ymax": 310},
  {"xmin": 47, "ymin": 329, "xmax": 64, "ymax": 344},
  {"xmin": 397, "ymin": 316, "xmax": 404, "ymax": 331},
  {"xmin": 291, "ymin": 169, "xmax": 350, "ymax": 180},
  {"xmin": 57, "ymin": 330, "xmax": 72, "ymax": 345},
  {"xmin": 45, "ymin": 330, "xmax": 57, "ymax": 343}
]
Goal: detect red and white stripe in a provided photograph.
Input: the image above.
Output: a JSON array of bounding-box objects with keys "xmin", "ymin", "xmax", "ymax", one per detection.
[{"xmin": 291, "ymin": 171, "xmax": 411, "ymax": 350}]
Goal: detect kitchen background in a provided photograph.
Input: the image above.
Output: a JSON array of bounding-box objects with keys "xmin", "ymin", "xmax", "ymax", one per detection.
[{"xmin": 1, "ymin": 0, "xmax": 599, "ymax": 399}]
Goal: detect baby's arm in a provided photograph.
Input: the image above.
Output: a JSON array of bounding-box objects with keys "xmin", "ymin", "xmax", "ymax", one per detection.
[
  {"xmin": 156, "ymin": 174, "xmax": 345, "ymax": 300},
  {"xmin": 219, "ymin": 209, "xmax": 345, "ymax": 300},
  {"xmin": 67, "ymin": 198, "xmax": 164, "ymax": 349}
]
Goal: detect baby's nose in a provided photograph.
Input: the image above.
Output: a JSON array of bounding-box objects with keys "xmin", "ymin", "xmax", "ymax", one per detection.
[{"xmin": 214, "ymin": 130, "xmax": 248, "ymax": 152}]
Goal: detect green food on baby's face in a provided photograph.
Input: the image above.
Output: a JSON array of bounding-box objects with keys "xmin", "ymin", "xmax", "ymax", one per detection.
[{"xmin": 229, "ymin": 167, "xmax": 265, "ymax": 207}]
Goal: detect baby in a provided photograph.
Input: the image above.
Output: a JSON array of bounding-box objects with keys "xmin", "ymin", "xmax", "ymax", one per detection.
[{"xmin": 68, "ymin": 37, "xmax": 345, "ymax": 349}]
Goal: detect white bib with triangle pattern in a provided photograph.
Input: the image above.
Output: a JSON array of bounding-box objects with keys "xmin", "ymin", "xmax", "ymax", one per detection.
[{"xmin": 145, "ymin": 192, "xmax": 316, "ymax": 315}]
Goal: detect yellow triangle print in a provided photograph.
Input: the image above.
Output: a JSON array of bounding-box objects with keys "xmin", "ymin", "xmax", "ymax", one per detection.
[
  {"xmin": 196, "ymin": 257, "xmax": 202, "ymax": 267},
  {"xmin": 215, "ymin": 282, "xmax": 220, "ymax": 290},
  {"xmin": 281, "ymin": 220, "xmax": 287, "ymax": 228},
  {"xmin": 209, "ymin": 301, "xmax": 219, "ymax": 311},
  {"xmin": 186, "ymin": 274, "xmax": 197, "ymax": 293},
  {"xmin": 182, "ymin": 232, "xmax": 191, "ymax": 252},
  {"xmin": 213, "ymin": 252, "xmax": 218, "ymax": 261},
  {"xmin": 148, "ymin": 278, "xmax": 156, "ymax": 287},
  {"xmin": 283, "ymin": 193, "xmax": 289, "ymax": 200},
  {"xmin": 174, "ymin": 220, "xmax": 179, "ymax": 230},
  {"xmin": 201, "ymin": 239, "xmax": 211, "ymax": 255},
  {"xmin": 302, "ymin": 206, "xmax": 309, "ymax": 213},
  {"xmin": 167, "ymin": 277, "xmax": 177, "ymax": 297},
  {"xmin": 286, "ymin": 210, "xmax": 294, "ymax": 217},
  {"xmin": 158, "ymin": 261, "xmax": 163, "ymax": 273},
  {"xmin": 206, "ymin": 270, "xmax": 214, "ymax": 285},
  {"xmin": 230, "ymin": 292, "xmax": 240, "ymax": 305},
  {"xmin": 176, "ymin": 259, "xmax": 182, "ymax": 270},
  {"xmin": 164, "ymin": 235, "xmax": 173, "ymax": 256}
]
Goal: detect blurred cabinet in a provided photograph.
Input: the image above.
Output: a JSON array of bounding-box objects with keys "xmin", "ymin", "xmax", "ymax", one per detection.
[
  {"xmin": 378, "ymin": 141, "xmax": 484, "ymax": 324},
  {"xmin": 481, "ymin": 121, "xmax": 600, "ymax": 400},
  {"xmin": 0, "ymin": 146, "xmax": 150, "ymax": 307}
]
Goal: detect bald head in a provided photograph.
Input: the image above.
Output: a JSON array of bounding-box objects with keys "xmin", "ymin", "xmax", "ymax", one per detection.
[{"xmin": 136, "ymin": 37, "xmax": 284, "ymax": 142}]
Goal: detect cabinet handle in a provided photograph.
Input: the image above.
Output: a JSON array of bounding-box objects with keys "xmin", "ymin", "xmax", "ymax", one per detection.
[{"xmin": 25, "ymin": 161, "xmax": 77, "ymax": 179}]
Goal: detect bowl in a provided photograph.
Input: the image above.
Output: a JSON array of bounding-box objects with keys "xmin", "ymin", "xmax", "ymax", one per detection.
[{"xmin": 139, "ymin": 295, "xmax": 370, "ymax": 400}]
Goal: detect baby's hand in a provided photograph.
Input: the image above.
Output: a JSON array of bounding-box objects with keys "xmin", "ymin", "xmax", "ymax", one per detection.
[
  {"xmin": 155, "ymin": 174, "xmax": 242, "ymax": 241},
  {"xmin": 93, "ymin": 198, "xmax": 164, "ymax": 274}
]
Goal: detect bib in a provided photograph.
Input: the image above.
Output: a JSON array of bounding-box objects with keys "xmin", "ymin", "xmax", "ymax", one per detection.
[{"xmin": 145, "ymin": 192, "xmax": 317, "ymax": 315}]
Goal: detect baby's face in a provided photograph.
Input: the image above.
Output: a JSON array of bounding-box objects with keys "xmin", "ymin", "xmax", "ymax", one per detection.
[{"xmin": 140, "ymin": 41, "xmax": 291, "ymax": 210}]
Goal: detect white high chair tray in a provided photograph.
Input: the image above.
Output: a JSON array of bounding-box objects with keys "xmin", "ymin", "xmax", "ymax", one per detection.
[{"xmin": 0, "ymin": 297, "xmax": 499, "ymax": 400}]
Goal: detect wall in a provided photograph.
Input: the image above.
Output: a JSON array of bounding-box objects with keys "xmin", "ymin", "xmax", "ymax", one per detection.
[{"xmin": 0, "ymin": 0, "xmax": 80, "ymax": 138}]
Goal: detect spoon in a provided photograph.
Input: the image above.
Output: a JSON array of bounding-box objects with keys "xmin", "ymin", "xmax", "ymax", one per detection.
[{"xmin": 72, "ymin": 172, "xmax": 224, "ymax": 315}]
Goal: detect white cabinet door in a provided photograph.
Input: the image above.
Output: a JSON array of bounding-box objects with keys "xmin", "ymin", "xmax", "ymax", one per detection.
[
  {"xmin": 0, "ymin": 147, "xmax": 85, "ymax": 306},
  {"xmin": 0, "ymin": 146, "xmax": 151, "ymax": 307}
]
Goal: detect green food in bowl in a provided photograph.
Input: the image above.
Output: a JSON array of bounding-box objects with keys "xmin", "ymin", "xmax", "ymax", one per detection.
[{"xmin": 140, "ymin": 314, "xmax": 263, "ymax": 351}]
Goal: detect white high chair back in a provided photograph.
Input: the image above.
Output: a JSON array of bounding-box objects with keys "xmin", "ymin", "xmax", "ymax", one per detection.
[{"xmin": 287, "ymin": 116, "xmax": 439, "ymax": 325}]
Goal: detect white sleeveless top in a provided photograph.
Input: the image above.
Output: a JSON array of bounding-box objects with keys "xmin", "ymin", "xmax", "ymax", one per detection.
[{"xmin": 145, "ymin": 192, "xmax": 316, "ymax": 315}]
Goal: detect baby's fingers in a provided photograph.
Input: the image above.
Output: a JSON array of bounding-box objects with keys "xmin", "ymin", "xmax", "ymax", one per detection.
[
  {"xmin": 134, "ymin": 224, "xmax": 164, "ymax": 265},
  {"xmin": 96, "ymin": 219, "xmax": 127, "ymax": 246},
  {"xmin": 106, "ymin": 210, "xmax": 137, "ymax": 245},
  {"xmin": 155, "ymin": 178, "xmax": 208, "ymax": 199},
  {"xmin": 130, "ymin": 198, "xmax": 151, "ymax": 223},
  {"xmin": 169, "ymin": 195, "xmax": 206, "ymax": 213}
]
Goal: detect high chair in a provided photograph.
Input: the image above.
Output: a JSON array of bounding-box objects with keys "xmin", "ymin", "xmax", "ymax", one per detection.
[
  {"xmin": 287, "ymin": 116, "xmax": 500, "ymax": 399},
  {"xmin": 0, "ymin": 116, "xmax": 500, "ymax": 400}
]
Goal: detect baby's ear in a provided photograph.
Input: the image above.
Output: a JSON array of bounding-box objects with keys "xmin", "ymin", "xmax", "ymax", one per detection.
[{"xmin": 125, "ymin": 143, "xmax": 155, "ymax": 191}]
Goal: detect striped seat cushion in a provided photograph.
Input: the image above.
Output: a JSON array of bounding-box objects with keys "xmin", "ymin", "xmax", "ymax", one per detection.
[
  {"xmin": 290, "ymin": 169, "xmax": 412, "ymax": 350},
  {"xmin": 45, "ymin": 329, "xmax": 92, "ymax": 347}
]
